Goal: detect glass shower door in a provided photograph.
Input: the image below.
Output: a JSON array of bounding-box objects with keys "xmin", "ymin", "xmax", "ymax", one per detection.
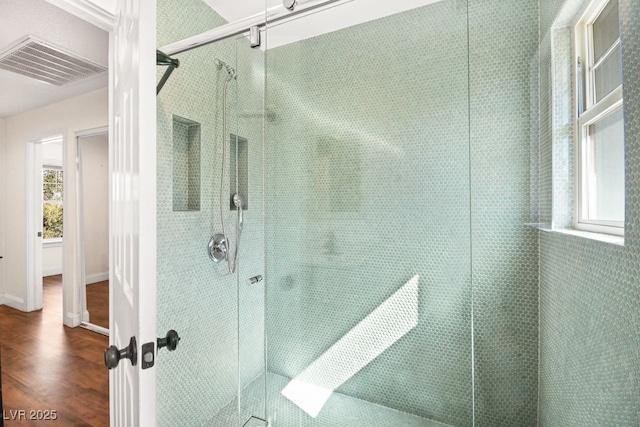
[
  {"xmin": 155, "ymin": 2, "xmax": 267, "ymax": 423},
  {"xmin": 264, "ymin": 1, "xmax": 472, "ymax": 426},
  {"xmin": 235, "ymin": 31, "xmax": 268, "ymax": 426}
]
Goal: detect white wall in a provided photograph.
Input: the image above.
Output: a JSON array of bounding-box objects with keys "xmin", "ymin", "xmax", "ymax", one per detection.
[
  {"xmin": 2, "ymin": 88, "xmax": 108, "ymax": 314},
  {"xmin": 42, "ymin": 142, "xmax": 63, "ymax": 166},
  {"xmin": 43, "ymin": 245, "xmax": 63, "ymax": 276},
  {"xmin": 79, "ymin": 133, "xmax": 109, "ymax": 282},
  {"xmin": 42, "ymin": 141, "xmax": 63, "ymax": 277}
]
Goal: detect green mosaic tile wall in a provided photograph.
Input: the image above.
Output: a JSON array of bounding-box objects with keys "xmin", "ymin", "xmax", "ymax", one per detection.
[
  {"xmin": 265, "ymin": 1, "xmax": 542, "ymax": 425},
  {"xmin": 265, "ymin": 2, "xmax": 473, "ymax": 426},
  {"xmin": 152, "ymin": 0, "xmax": 640, "ymax": 425},
  {"xmin": 468, "ymin": 1, "xmax": 540, "ymax": 426},
  {"xmin": 157, "ymin": 1, "xmax": 266, "ymax": 425},
  {"xmin": 538, "ymin": 0, "xmax": 640, "ymax": 425}
]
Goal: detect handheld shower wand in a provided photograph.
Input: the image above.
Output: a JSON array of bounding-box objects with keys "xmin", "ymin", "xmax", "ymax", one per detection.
[
  {"xmin": 208, "ymin": 58, "xmax": 243, "ymax": 274},
  {"xmin": 233, "ymin": 194, "xmax": 245, "ymax": 231}
]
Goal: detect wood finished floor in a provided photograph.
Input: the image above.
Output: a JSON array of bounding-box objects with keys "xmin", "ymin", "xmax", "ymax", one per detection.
[
  {"xmin": 86, "ymin": 281, "xmax": 109, "ymax": 330},
  {"xmin": 1, "ymin": 275, "xmax": 109, "ymax": 426}
]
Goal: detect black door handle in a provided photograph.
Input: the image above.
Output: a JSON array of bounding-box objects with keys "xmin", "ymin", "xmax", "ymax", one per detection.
[
  {"xmin": 104, "ymin": 336, "xmax": 137, "ymax": 369},
  {"xmin": 157, "ymin": 330, "xmax": 180, "ymax": 352}
]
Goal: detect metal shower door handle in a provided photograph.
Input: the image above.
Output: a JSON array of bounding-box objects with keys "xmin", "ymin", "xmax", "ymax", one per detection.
[{"xmin": 157, "ymin": 330, "xmax": 181, "ymax": 352}]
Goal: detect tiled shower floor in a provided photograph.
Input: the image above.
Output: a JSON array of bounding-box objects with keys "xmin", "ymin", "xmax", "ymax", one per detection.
[{"xmin": 203, "ymin": 373, "xmax": 452, "ymax": 427}]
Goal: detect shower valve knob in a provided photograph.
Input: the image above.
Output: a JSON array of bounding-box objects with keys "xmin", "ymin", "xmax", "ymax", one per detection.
[{"xmin": 208, "ymin": 234, "xmax": 227, "ymax": 263}]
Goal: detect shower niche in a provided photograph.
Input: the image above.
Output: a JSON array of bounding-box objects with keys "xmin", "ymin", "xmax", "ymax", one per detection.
[{"xmin": 172, "ymin": 115, "xmax": 201, "ymax": 211}]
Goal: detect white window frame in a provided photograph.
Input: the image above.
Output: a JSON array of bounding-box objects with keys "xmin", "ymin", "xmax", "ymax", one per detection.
[{"xmin": 574, "ymin": 0, "xmax": 624, "ymax": 236}]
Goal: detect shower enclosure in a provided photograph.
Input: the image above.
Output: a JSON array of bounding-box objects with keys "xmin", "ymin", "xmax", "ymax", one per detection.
[{"xmin": 155, "ymin": 0, "xmax": 534, "ymax": 425}]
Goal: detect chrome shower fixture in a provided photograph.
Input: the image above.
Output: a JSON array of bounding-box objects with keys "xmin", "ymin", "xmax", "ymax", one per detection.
[
  {"xmin": 214, "ymin": 58, "xmax": 236, "ymax": 80},
  {"xmin": 233, "ymin": 194, "xmax": 245, "ymax": 231},
  {"xmin": 210, "ymin": 59, "xmax": 242, "ymax": 274},
  {"xmin": 156, "ymin": 50, "xmax": 179, "ymax": 95}
]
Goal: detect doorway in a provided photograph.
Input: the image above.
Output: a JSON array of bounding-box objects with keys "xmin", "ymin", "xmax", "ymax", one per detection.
[
  {"xmin": 76, "ymin": 128, "xmax": 109, "ymax": 335},
  {"xmin": 26, "ymin": 134, "xmax": 65, "ymax": 314}
]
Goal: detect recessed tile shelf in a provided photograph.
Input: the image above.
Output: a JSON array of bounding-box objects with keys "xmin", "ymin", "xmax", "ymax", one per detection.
[{"xmin": 172, "ymin": 115, "xmax": 201, "ymax": 211}]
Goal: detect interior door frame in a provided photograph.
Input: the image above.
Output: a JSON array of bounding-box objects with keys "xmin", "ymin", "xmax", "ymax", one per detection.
[
  {"xmin": 26, "ymin": 130, "xmax": 67, "ymax": 313},
  {"xmin": 75, "ymin": 126, "xmax": 109, "ymax": 335},
  {"xmin": 44, "ymin": 1, "xmax": 158, "ymax": 426},
  {"xmin": 43, "ymin": 2, "xmax": 158, "ymax": 425},
  {"xmin": 26, "ymin": 137, "xmax": 44, "ymax": 313},
  {"xmin": 34, "ymin": 2, "xmax": 116, "ymax": 331}
]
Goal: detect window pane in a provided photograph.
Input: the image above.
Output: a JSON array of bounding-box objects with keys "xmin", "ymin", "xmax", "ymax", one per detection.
[
  {"xmin": 587, "ymin": 107, "xmax": 625, "ymax": 222},
  {"xmin": 592, "ymin": 0, "xmax": 619, "ymax": 62},
  {"xmin": 42, "ymin": 169, "xmax": 63, "ymax": 201},
  {"xmin": 43, "ymin": 203, "xmax": 64, "ymax": 238},
  {"xmin": 43, "ymin": 183, "xmax": 55, "ymax": 201},
  {"xmin": 594, "ymin": 43, "xmax": 621, "ymax": 102},
  {"xmin": 43, "ymin": 169, "xmax": 57, "ymax": 183}
]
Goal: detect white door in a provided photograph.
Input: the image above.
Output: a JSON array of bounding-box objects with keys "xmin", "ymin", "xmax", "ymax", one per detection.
[{"xmin": 109, "ymin": 0, "xmax": 157, "ymax": 425}]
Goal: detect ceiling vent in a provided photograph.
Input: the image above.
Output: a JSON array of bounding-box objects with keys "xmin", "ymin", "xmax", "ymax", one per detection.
[{"xmin": 0, "ymin": 36, "xmax": 107, "ymax": 86}]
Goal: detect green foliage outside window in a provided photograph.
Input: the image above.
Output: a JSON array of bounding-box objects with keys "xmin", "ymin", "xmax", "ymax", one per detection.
[{"xmin": 43, "ymin": 168, "xmax": 63, "ymax": 239}]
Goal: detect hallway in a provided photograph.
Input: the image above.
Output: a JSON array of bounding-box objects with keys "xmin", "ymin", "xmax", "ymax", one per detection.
[{"xmin": 0, "ymin": 276, "xmax": 109, "ymax": 426}]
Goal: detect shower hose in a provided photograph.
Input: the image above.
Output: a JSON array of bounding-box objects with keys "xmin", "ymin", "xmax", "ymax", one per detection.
[{"xmin": 219, "ymin": 65, "xmax": 242, "ymax": 274}]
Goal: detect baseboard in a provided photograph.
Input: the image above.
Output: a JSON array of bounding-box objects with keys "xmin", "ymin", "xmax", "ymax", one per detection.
[
  {"xmin": 65, "ymin": 312, "xmax": 82, "ymax": 328},
  {"xmin": 0, "ymin": 294, "xmax": 4, "ymax": 305},
  {"xmin": 43, "ymin": 267, "xmax": 63, "ymax": 277},
  {"xmin": 82, "ymin": 310, "xmax": 90, "ymax": 323},
  {"xmin": 86, "ymin": 271, "xmax": 109, "ymax": 285},
  {"xmin": 3, "ymin": 294, "xmax": 26, "ymax": 311}
]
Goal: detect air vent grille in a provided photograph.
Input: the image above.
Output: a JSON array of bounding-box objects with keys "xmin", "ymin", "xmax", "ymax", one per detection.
[{"xmin": 0, "ymin": 37, "xmax": 107, "ymax": 86}]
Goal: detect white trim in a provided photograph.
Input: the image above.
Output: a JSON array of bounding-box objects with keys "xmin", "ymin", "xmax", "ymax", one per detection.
[
  {"xmin": 578, "ymin": 85, "xmax": 623, "ymax": 124},
  {"xmin": 0, "ymin": 294, "xmax": 4, "ymax": 305},
  {"xmin": 574, "ymin": 0, "xmax": 624, "ymax": 236},
  {"xmin": 80, "ymin": 321, "xmax": 109, "ymax": 336},
  {"xmin": 43, "ymin": 238, "xmax": 63, "ymax": 248},
  {"xmin": 3, "ymin": 294, "xmax": 26, "ymax": 311},
  {"xmin": 76, "ymin": 126, "xmax": 109, "ymax": 138},
  {"xmin": 43, "ymin": 159, "xmax": 63, "ymax": 168},
  {"xmin": 65, "ymin": 311, "xmax": 82, "ymax": 327},
  {"xmin": 26, "ymin": 140, "xmax": 44, "ymax": 312},
  {"xmin": 86, "ymin": 271, "xmax": 109, "ymax": 284},
  {"xmin": 27, "ymin": 131, "xmax": 66, "ymax": 313},
  {"xmin": 547, "ymin": 228, "xmax": 624, "ymax": 246},
  {"xmin": 75, "ymin": 127, "xmax": 109, "ymax": 331},
  {"xmin": 43, "ymin": 0, "xmax": 115, "ymax": 31},
  {"xmin": 43, "ymin": 268, "xmax": 63, "ymax": 277}
]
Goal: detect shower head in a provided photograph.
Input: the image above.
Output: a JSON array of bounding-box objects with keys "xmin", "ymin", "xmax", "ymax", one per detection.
[{"xmin": 215, "ymin": 58, "xmax": 237, "ymax": 80}]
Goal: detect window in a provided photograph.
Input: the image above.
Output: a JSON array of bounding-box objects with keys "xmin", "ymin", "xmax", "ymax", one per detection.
[
  {"xmin": 575, "ymin": 0, "xmax": 624, "ymax": 235},
  {"xmin": 43, "ymin": 167, "xmax": 63, "ymax": 239}
]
